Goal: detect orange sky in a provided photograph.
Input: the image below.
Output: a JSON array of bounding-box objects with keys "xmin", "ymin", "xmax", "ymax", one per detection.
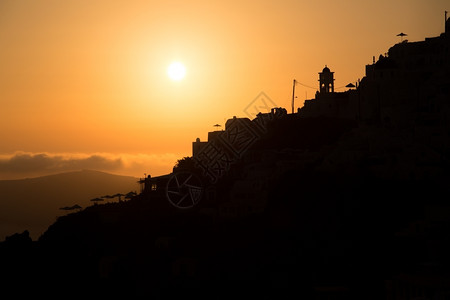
[{"xmin": 0, "ymin": 0, "xmax": 448, "ymax": 179}]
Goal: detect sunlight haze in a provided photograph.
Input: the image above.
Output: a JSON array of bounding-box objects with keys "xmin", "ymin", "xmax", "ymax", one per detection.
[{"xmin": 0, "ymin": 0, "xmax": 448, "ymax": 179}]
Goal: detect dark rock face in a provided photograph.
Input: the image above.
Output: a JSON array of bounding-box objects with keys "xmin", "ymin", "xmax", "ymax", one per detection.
[{"xmin": 2, "ymin": 117, "xmax": 449, "ymax": 298}]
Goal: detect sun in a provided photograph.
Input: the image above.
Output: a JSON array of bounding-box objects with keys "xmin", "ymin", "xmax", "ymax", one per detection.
[{"xmin": 167, "ymin": 61, "xmax": 186, "ymax": 81}]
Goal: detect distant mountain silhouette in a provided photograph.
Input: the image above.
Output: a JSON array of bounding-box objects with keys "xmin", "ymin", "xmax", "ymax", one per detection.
[{"xmin": 0, "ymin": 169, "xmax": 139, "ymax": 241}]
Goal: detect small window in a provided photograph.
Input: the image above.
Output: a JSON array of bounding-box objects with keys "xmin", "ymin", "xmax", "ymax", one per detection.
[{"xmin": 151, "ymin": 183, "xmax": 157, "ymax": 191}]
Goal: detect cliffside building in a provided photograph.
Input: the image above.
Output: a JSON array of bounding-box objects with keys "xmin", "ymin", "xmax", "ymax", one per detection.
[{"xmin": 299, "ymin": 16, "xmax": 450, "ymax": 133}]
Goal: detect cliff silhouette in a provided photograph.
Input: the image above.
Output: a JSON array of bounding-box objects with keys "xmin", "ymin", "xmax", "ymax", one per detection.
[{"xmin": 1, "ymin": 19, "xmax": 450, "ymax": 299}]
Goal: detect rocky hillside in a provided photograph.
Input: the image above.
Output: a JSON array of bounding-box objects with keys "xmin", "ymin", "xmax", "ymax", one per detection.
[{"xmin": 1, "ymin": 116, "xmax": 449, "ymax": 298}]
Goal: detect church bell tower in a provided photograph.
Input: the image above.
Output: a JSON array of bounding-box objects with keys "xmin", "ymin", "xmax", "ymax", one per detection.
[{"xmin": 319, "ymin": 65, "xmax": 334, "ymax": 93}]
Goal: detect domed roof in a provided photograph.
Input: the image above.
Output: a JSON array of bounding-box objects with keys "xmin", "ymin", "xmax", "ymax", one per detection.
[{"xmin": 322, "ymin": 65, "xmax": 330, "ymax": 73}]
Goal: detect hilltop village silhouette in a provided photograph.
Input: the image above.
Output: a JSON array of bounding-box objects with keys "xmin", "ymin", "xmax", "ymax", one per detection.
[{"xmin": 1, "ymin": 16, "xmax": 450, "ymax": 299}]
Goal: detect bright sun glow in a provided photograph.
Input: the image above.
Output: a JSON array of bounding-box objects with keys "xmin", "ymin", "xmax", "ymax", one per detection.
[{"xmin": 167, "ymin": 61, "xmax": 186, "ymax": 81}]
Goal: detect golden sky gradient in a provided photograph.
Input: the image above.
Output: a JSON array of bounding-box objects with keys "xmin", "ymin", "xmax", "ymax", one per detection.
[{"xmin": 0, "ymin": 0, "xmax": 448, "ymax": 179}]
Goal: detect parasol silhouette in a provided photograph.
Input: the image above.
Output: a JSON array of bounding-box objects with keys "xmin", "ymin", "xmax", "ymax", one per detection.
[{"xmin": 397, "ymin": 32, "xmax": 407, "ymax": 42}]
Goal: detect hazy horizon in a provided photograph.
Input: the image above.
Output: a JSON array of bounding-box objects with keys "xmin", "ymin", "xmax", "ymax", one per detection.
[
  {"xmin": 1, "ymin": 0, "xmax": 448, "ymax": 180},
  {"xmin": 0, "ymin": 169, "xmax": 141, "ymax": 241},
  {"xmin": 0, "ymin": 167, "xmax": 141, "ymax": 181},
  {"xmin": 0, "ymin": 151, "xmax": 178, "ymax": 180}
]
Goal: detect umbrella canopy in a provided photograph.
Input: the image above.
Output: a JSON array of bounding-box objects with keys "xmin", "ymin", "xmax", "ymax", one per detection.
[
  {"xmin": 90, "ymin": 197, "xmax": 104, "ymax": 202},
  {"xmin": 397, "ymin": 32, "xmax": 407, "ymax": 42},
  {"xmin": 110, "ymin": 193, "xmax": 125, "ymax": 202},
  {"xmin": 59, "ymin": 204, "xmax": 82, "ymax": 210},
  {"xmin": 124, "ymin": 191, "xmax": 137, "ymax": 200}
]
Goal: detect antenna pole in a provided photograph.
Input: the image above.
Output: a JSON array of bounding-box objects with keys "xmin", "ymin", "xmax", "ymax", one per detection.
[
  {"xmin": 291, "ymin": 79, "xmax": 296, "ymax": 114},
  {"xmin": 446, "ymin": 11, "xmax": 448, "ymax": 34}
]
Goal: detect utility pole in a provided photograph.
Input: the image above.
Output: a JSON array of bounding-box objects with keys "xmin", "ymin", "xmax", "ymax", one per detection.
[{"xmin": 291, "ymin": 79, "xmax": 296, "ymax": 114}]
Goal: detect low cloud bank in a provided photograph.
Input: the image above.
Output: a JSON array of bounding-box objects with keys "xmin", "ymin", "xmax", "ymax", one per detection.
[{"xmin": 0, "ymin": 152, "xmax": 180, "ymax": 180}]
